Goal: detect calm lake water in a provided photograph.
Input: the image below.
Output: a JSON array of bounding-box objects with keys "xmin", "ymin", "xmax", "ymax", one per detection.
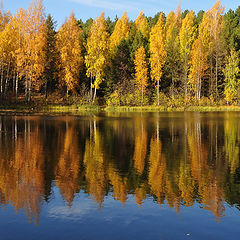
[{"xmin": 0, "ymin": 112, "xmax": 240, "ymax": 240}]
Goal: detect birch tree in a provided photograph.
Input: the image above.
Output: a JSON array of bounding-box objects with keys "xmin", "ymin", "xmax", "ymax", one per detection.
[
  {"xmin": 179, "ymin": 10, "xmax": 196, "ymax": 99},
  {"xmin": 85, "ymin": 12, "xmax": 109, "ymax": 103},
  {"xmin": 57, "ymin": 12, "xmax": 83, "ymax": 96},
  {"xmin": 134, "ymin": 46, "xmax": 148, "ymax": 105},
  {"xmin": 149, "ymin": 13, "xmax": 166, "ymax": 106}
]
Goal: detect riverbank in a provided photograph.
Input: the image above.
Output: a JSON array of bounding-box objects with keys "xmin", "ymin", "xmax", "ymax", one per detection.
[
  {"xmin": 105, "ymin": 105, "xmax": 240, "ymax": 112},
  {"xmin": 2, "ymin": 104, "xmax": 240, "ymax": 113}
]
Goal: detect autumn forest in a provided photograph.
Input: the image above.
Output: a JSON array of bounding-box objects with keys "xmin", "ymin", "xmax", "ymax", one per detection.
[{"xmin": 1, "ymin": 0, "xmax": 240, "ymax": 107}]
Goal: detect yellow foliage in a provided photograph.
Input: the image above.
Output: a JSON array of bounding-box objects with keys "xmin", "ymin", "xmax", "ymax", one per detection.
[
  {"xmin": 56, "ymin": 12, "xmax": 83, "ymax": 93},
  {"xmin": 55, "ymin": 124, "xmax": 81, "ymax": 204},
  {"xmin": 135, "ymin": 11, "xmax": 150, "ymax": 39},
  {"xmin": 209, "ymin": 0, "xmax": 225, "ymax": 41},
  {"xmin": 133, "ymin": 122, "xmax": 147, "ymax": 174},
  {"xmin": 0, "ymin": 125, "xmax": 45, "ymax": 224},
  {"xmin": 134, "ymin": 46, "xmax": 148, "ymax": 93},
  {"xmin": 179, "ymin": 10, "xmax": 196, "ymax": 61},
  {"xmin": 83, "ymin": 123, "xmax": 106, "ymax": 205},
  {"xmin": 9, "ymin": 1, "xmax": 46, "ymax": 95},
  {"xmin": 178, "ymin": 162, "xmax": 195, "ymax": 207},
  {"xmin": 189, "ymin": 12, "xmax": 211, "ymax": 101},
  {"xmin": 149, "ymin": 13, "xmax": 166, "ymax": 84},
  {"xmin": 108, "ymin": 164, "xmax": 128, "ymax": 205},
  {"xmin": 109, "ymin": 12, "xmax": 130, "ymax": 54},
  {"xmin": 148, "ymin": 135, "xmax": 166, "ymax": 204},
  {"xmin": 165, "ymin": 11, "xmax": 176, "ymax": 41},
  {"xmin": 85, "ymin": 12, "xmax": 109, "ymax": 89}
]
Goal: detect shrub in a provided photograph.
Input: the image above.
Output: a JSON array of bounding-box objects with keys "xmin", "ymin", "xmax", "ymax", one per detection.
[
  {"xmin": 106, "ymin": 90, "xmax": 121, "ymax": 106},
  {"xmin": 152, "ymin": 92, "xmax": 168, "ymax": 106},
  {"xmin": 199, "ymin": 96, "xmax": 216, "ymax": 106}
]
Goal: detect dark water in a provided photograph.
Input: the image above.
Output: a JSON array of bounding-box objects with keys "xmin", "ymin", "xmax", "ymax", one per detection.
[{"xmin": 0, "ymin": 112, "xmax": 240, "ymax": 240}]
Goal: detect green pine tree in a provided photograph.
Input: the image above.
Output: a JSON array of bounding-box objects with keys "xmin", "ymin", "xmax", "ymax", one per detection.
[{"xmin": 44, "ymin": 14, "xmax": 57, "ymax": 98}]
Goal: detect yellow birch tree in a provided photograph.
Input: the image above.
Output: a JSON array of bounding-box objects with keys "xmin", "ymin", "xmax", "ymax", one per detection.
[
  {"xmin": 189, "ymin": 12, "xmax": 211, "ymax": 102},
  {"xmin": 0, "ymin": 19, "xmax": 16, "ymax": 98},
  {"xmin": 135, "ymin": 11, "xmax": 150, "ymax": 39},
  {"xmin": 85, "ymin": 12, "xmax": 109, "ymax": 103},
  {"xmin": 209, "ymin": 0, "xmax": 225, "ymax": 97},
  {"xmin": 109, "ymin": 12, "xmax": 130, "ymax": 55},
  {"xmin": 0, "ymin": 7, "xmax": 11, "ymax": 98},
  {"xmin": 165, "ymin": 9, "xmax": 182, "ymax": 97},
  {"xmin": 14, "ymin": 0, "xmax": 46, "ymax": 102},
  {"xmin": 56, "ymin": 12, "xmax": 83, "ymax": 96},
  {"xmin": 179, "ymin": 10, "xmax": 196, "ymax": 100},
  {"xmin": 149, "ymin": 13, "xmax": 166, "ymax": 106},
  {"xmin": 134, "ymin": 46, "xmax": 148, "ymax": 105},
  {"xmin": 11, "ymin": 8, "xmax": 27, "ymax": 100}
]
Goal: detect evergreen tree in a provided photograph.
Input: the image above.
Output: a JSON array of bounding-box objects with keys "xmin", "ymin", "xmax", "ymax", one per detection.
[
  {"xmin": 147, "ymin": 12, "xmax": 162, "ymax": 28},
  {"xmin": 44, "ymin": 14, "xmax": 57, "ymax": 98},
  {"xmin": 108, "ymin": 39, "xmax": 131, "ymax": 94},
  {"xmin": 222, "ymin": 8, "xmax": 240, "ymax": 54}
]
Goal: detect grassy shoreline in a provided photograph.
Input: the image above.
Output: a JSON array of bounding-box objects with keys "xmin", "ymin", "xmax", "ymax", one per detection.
[
  {"xmin": 2, "ymin": 104, "xmax": 240, "ymax": 113},
  {"xmin": 105, "ymin": 105, "xmax": 240, "ymax": 112}
]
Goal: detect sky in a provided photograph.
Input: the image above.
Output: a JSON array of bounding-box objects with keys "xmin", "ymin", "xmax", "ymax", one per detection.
[{"xmin": 4, "ymin": 0, "xmax": 240, "ymax": 26}]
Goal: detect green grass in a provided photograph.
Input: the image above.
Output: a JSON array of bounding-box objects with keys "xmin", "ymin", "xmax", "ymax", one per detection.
[
  {"xmin": 0, "ymin": 104, "xmax": 34, "ymax": 112},
  {"xmin": 106, "ymin": 105, "xmax": 240, "ymax": 112},
  {"xmin": 105, "ymin": 105, "xmax": 167, "ymax": 112},
  {"xmin": 42, "ymin": 104, "xmax": 102, "ymax": 112},
  {"xmin": 186, "ymin": 106, "xmax": 240, "ymax": 112},
  {"xmin": 2, "ymin": 103, "xmax": 240, "ymax": 113}
]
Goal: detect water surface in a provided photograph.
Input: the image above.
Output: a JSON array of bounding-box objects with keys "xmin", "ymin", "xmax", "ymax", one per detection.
[{"xmin": 0, "ymin": 112, "xmax": 240, "ymax": 239}]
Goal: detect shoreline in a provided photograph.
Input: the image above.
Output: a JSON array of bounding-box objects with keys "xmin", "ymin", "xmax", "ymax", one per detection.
[{"xmin": 1, "ymin": 104, "xmax": 240, "ymax": 113}]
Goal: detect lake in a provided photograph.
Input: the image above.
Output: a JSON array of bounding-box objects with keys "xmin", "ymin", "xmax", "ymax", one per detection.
[{"xmin": 0, "ymin": 112, "xmax": 240, "ymax": 240}]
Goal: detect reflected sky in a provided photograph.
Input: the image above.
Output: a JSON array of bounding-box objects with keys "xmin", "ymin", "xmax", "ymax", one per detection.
[{"xmin": 0, "ymin": 112, "xmax": 240, "ymax": 239}]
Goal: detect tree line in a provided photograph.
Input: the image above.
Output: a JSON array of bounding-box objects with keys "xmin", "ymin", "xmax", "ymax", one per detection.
[{"xmin": 0, "ymin": 0, "xmax": 240, "ymax": 106}]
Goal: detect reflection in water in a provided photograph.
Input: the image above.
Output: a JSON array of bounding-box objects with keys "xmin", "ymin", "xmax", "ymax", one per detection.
[{"xmin": 0, "ymin": 113, "xmax": 240, "ymax": 224}]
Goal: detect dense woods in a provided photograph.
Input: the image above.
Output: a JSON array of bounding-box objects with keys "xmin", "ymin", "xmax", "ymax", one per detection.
[{"xmin": 1, "ymin": 0, "xmax": 240, "ymax": 106}]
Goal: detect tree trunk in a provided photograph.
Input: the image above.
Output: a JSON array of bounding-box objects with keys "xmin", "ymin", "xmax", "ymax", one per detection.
[
  {"xmin": 184, "ymin": 56, "xmax": 188, "ymax": 101},
  {"xmin": 93, "ymin": 84, "xmax": 97, "ymax": 103},
  {"xmin": 171, "ymin": 71, "xmax": 174, "ymax": 98},
  {"xmin": 89, "ymin": 77, "xmax": 93, "ymax": 102},
  {"xmin": 25, "ymin": 66, "xmax": 28, "ymax": 101},
  {"xmin": 215, "ymin": 53, "xmax": 218, "ymax": 100},
  {"xmin": 13, "ymin": 70, "xmax": 16, "ymax": 98},
  {"xmin": 45, "ymin": 80, "xmax": 48, "ymax": 99},
  {"xmin": 0, "ymin": 64, "xmax": 4, "ymax": 99},
  {"xmin": 16, "ymin": 71, "xmax": 19, "ymax": 102},
  {"xmin": 210, "ymin": 54, "xmax": 213, "ymax": 96},
  {"xmin": 157, "ymin": 79, "xmax": 159, "ymax": 106},
  {"xmin": 28, "ymin": 71, "xmax": 32, "ymax": 103},
  {"xmin": 4, "ymin": 60, "xmax": 11, "ymax": 98}
]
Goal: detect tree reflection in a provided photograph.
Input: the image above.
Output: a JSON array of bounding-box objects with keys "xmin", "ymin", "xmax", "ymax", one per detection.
[{"xmin": 0, "ymin": 113, "xmax": 239, "ymax": 223}]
